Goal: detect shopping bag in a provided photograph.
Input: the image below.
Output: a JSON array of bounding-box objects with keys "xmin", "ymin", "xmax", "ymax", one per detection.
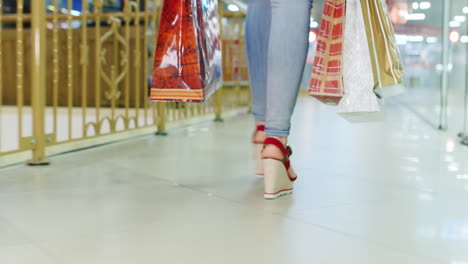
[
  {"xmin": 361, "ymin": 0, "xmax": 404, "ymax": 97},
  {"xmin": 308, "ymin": 0, "xmax": 346, "ymax": 105},
  {"xmin": 150, "ymin": 0, "xmax": 223, "ymax": 102},
  {"xmin": 337, "ymin": 0, "xmax": 382, "ymax": 122}
]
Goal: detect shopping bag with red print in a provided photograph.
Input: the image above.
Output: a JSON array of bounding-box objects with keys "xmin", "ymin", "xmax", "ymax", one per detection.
[
  {"xmin": 308, "ymin": 0, "xmax": 346, "ymax": 105},
  {"xmin": 150, "ymin": 0, "xmax": 223, "ymax": 102}
]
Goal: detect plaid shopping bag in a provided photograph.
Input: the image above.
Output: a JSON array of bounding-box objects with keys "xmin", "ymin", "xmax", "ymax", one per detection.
[
  {"xmin": 309, "ymin": 0, "xmax": 346, "ymax": 105},
  {"xmin": 150, "ymin": 0, "xmax": 222, "ymax": 102}
]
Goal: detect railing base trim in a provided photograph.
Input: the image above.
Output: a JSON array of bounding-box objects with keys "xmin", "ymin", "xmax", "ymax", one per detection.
[
  {"xmin": 0, "ymin": 108, "xmax": 249, "ymax": 168},
  {"xmin": 27, "ymin": 158, "xmax": 51, "ymax": 166}
]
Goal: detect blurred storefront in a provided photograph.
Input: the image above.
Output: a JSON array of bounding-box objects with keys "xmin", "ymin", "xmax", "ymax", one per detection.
[
  {"xmin": 303, "ymin": 0, "xmax": 468, "ymax": 140},
  {"xmin": 386, "ymin": 0, "xmax": 467, "ymax": 136}
]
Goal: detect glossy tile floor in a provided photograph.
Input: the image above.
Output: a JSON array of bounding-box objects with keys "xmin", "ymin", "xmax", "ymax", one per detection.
[{"xmin": 0, "ymin": 97, "xmax": 467, "ymax": 264}]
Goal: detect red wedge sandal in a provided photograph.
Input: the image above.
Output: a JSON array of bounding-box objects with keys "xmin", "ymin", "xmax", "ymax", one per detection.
[
  {"xmin": 262, "ymin": 137, "xmax": 297, "ymax": 199},
  {"xmin": 252, "ymin": 125, "xmax": 265, "ymax": 177}
]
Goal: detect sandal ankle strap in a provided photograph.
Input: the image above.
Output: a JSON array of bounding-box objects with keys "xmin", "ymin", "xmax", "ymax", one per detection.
[
  {"xmin": 263, "ymin": 137, "xmax": 289, "ymax": 158},
  {"xmin": 252, "ymin": 125, "xmax": 266, "ymax": 144},
  {"xmin": 263, "ymin": 137, "xmax": 296, "ymax": 181}
]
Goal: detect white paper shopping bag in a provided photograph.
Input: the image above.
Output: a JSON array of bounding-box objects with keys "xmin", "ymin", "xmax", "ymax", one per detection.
[{"xmin": 337, "ymin": 0, "xmax": 383, "ymax": 123}]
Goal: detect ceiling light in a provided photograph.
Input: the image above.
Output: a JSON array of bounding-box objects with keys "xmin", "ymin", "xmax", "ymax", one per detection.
[
  {"xmin": 420, "ymin": 2, "xmax": 431, "ymax": 9},
  {"xmin": 70, "ymin": 10, "xmax": 81, "ymax": 16},
  {"xmin": 412, "ymin": 2, "xmax": 419, "ymax": 9},
  {"xmin": 449, "ymin": 30, "xmax": 460, "ymax": 43},
  {"xmin": 450, "ymin": 21, "xmax": 461, "ymax": 27},
  {"xmin": 456, "ymin": 174, "xmax": 468, "ymax": 180},
  {"xmin": 406, "ymin": 13, "xmax": 426, "ymax": 20},
  {"xmin": 310, "ymin": 21, "xmax": 319, "ymax": 28},
  {"xmin": 426, "ymin": 37, "xmax": 438, "ymax": 43},
  {"xmin": 227, "ymin": 4, "xmax": 239, "ymax": 12},
  {"xmin": 454, "ymin": 16, "xmax": 466, "ymax": 22},
  {"xmin": 407, "ymin": 35, "xmax": 424, "ymax": 42},
  {"xmin": 309, "ymin": 31, "xmax": 317, "ymax": 43},
  {"xmin": 461, "ymin": 36, "xmax": 468, "ymax": 43},
  {"xmin": 463, "ymin": 7, "xmax": 468, "ymax": 14},
  {"xmin": 395, "ymin": 34, "xmax": 407, "ymax": 45}
]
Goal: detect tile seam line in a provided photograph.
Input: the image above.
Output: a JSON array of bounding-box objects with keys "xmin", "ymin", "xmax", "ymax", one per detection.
[
  {"xmin": 281, "ymin": 214, "xmax": 445, "ymax": 264},
  {"xmin": 151, "ymin": 180, "xmax": 446, "ymax": 263},
  {"xmin": 392, "ymin": 100, "xmax": 440, "ymax": 130},
  {"xmin": 0, "ymin": 168, "xmax": 165, "ymax": 199},
  {"xmin": 292, "ymin": 169, "xmax": 434, "ymax": 192},
  {"xmin": 0, "ymin": 215, "xmax": 38, "ymax": 248},
  {"xmin": 0, "ymin": 215, "xmax": 61, "ymax": 264},
  {"xmin": 0, "ymin": 177, "xmax": 446, "ymax": 264},
  {"xmin": 163, "ymin": 182, "xmax": 395, "ymax": 221}
]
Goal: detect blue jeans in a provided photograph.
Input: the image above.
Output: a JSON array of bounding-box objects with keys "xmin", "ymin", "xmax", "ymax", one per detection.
[{"xmin": 246, "ymin": 0, "xmax": 313, "ymax": 137}]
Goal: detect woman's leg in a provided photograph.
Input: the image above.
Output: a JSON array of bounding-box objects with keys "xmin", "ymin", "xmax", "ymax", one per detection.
[
  {"xmin": 245, "ymin": 0, "xmax": 271, "ymax": 125},
  {"xmin": 265, "ymin": 0, "xmax": 313, "ymax": 138},
  {"xmin": 260, "ymin": 0, "xmax": 313, "ymax": 199}
]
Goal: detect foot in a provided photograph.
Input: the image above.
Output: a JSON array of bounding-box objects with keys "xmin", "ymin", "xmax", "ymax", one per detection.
[
  {"xmin": 262, "ymin": 137, "xmax": 297, "ymax": 199},
  {"xmin": 253, "ymin": 122, "xmax": 266, "ymax": 144},
  {"xmin": 253, "ymin": 122, "xmax": 266, "ymax": 177},
  {"xmin": 262, "ymin": 137, "xmax": 297, "ymax": 180}
]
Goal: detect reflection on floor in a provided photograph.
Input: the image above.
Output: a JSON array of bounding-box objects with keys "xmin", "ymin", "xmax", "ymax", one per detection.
[
  {"xmin": 0, "ymin": 97, "xmax": 467, "ymax": 264},
  {"xmin": 395, "ymin": 84, "xmax": 467, "ymax": 135}
]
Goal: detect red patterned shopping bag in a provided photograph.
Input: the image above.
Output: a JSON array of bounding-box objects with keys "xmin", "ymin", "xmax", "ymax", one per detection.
[
  {"xmin": 309, "ymin": 0, "xmax": 346, "ymax": 105},
  {"xmin": 150, "ymin": 0, "xmax": 223, "ymax": 102}
]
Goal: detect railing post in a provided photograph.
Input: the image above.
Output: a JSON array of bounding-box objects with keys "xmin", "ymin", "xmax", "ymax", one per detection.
[
  {"xmin": 439, "ymin": 0, "xmax": 450, "ymax": 131},
  {"xmin": 214, "ymin": 0, "xmax": 224, "ymax": 122},
  {"xmin": 214, "ymin": 89, "xmax": 224, "ymax": 122},
  {"xmin": 28, "ymin": 0, "xmax": 49, "ymax": 165},
  {"xmin": 460, "ymin": 45, "xmax": 468, "ymax": 145},
  {"xmin": 461, "ymin": 79, "xmax": 468, "ymax": 145},
  {"xmin": 156, "ymin": 102, "xmax": 168, "ymax": 135}
]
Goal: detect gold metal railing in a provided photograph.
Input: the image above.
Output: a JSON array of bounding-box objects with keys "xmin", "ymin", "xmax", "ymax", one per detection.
[{"xmin": 0, "ymin": 0, "xmax": 250, "ymax": 166}]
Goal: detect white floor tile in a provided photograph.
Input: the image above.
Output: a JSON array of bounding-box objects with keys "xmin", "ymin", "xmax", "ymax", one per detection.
[
  {"xmin": 38, "ymin": 199, "xmax": 442, "ymax": 264},
  {"xmin": 0, "ymin": 244, "xmax": 57, "ymax": 264},
  {"xmin": 0, "ymin": 217, "xmax": 31, "ymax": 247},
  {"xmin": 0, "ymin": 97, "xmax": 466, "ymax": 264}
]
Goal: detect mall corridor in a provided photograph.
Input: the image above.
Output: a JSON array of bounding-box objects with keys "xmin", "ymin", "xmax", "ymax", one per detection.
[
  {"xmin": 0, "ymin": 97, "xmax": 467, "ymax": 264},
  {"xmin": 1, "ymin": 0, "xmax": 468, "ymax": 262}
]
